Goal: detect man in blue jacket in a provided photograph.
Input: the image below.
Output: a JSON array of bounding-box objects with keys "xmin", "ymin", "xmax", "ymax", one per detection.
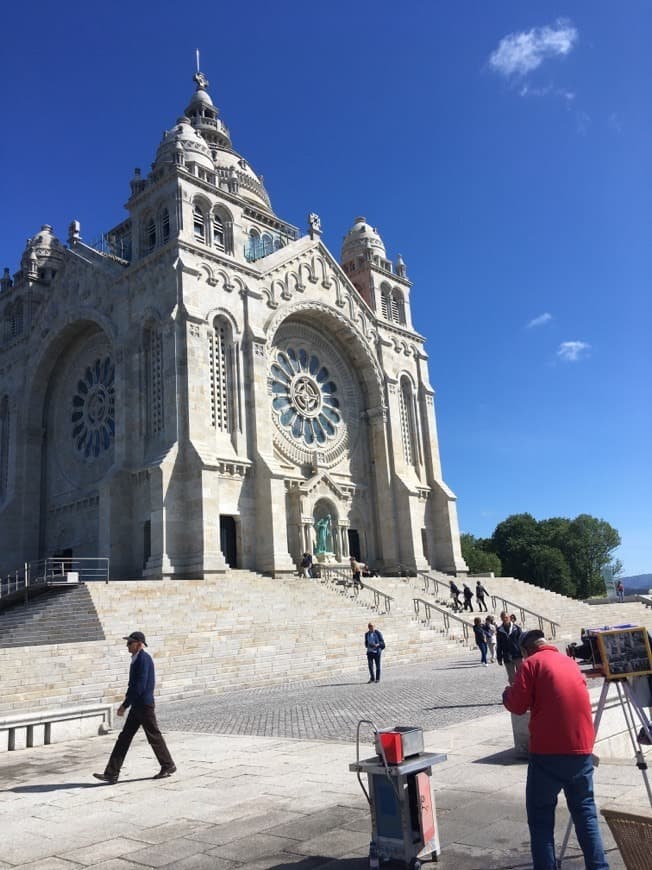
[
  {"xmin": 93, "ymin": 631, "xmax": 176, "ymax": 784},
  {"xmin": 365, "ymin": 622, "xmax": 385, "ymax": 683}
]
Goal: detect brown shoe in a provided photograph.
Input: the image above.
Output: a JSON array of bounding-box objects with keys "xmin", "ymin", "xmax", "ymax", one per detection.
[{"xmin": 153, "ymin": 764, "xmax": 177, "ymax": 779}]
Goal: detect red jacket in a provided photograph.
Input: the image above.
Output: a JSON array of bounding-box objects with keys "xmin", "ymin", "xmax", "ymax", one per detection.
[{"xmin": 502, "ymin": 645, "xmax": 595, "ymax": 754}]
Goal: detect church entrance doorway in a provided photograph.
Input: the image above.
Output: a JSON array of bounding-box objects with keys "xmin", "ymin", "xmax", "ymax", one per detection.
[
  {"xmin": 220, "ymin": 515, "xmax": 237, "ymax": 568},
  {"xmin": 347, "ymin": 529, "xmax": 360, "ymax": 561}
]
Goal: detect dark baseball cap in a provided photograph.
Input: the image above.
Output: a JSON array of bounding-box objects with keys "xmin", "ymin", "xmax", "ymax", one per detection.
[{"xmin": 123, "ymin": 631, "xmax": 147, "ymax": 646}]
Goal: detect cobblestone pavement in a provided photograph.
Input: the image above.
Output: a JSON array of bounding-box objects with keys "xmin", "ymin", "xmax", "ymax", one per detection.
[{"xmin": 158, "ymin": 653, "xmax": 507, "ymax": 742}]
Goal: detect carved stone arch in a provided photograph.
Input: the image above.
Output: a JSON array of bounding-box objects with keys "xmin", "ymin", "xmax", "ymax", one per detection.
[
  {"xmin": 397, "ymin": 368, "xmax": 417, "ymax": 391},
  {"xmin": 191, "ymin": 193, "xmax": 211, "ymax": 212},
  {"xmin": 214, "ymin": 269, "xmax": 234, "ymax": 292},
  {"xmin": 299, "ymin": 262, "xmax": 313, "ymax": 287},
  {"xmin": 270, "ymin": 278, "xmax": 286, "ymax": 302},
  {"xmin": 199, "ymin": 263, "xmax": 216, "ymax": 286},
  {"xmin": 313, "ymin": 255, "xmax": 331, "ymax": 287},
  {"xmin": 264, "ymin": 300, "xmax": 386, "ymax": 412},
  {"xmin": 229, "ymin": 274, "xmax": 246, "ymax": 294},
  {"xmin": 261, "ymin": 287, "xmax": 277, "ymax": 308},
  {"xmin": 286, "ymin": 271, "xmax": 301, "ymax": 294},
  {"xmin": 206, "ymin": 306, "xmax": 241, "ymax": 338}
]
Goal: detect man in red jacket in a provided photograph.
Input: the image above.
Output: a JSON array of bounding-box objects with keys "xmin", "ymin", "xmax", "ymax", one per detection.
[{"xmin": 502, "ymin": 630, "xmax": 609, "ymax": 870}]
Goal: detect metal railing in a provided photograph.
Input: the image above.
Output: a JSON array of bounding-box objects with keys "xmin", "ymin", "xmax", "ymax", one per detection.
[
  {"xmin": 318, "ymin": 566, "xmax": 393, "ymax": 614},
  {"xmin": 0, "ymin": 558, "xmax": 110, "ymax": 606},
  {"xmin": 417, "ymin": 570, "xmax": 454, "ymax": 598},
  {"xmin": 413, "ymin": 598, "xmax": 472, "ymax": 644},
  {"xmin": 489, "ymin": 595, "xmax": 559, "ymax": 638},
  {"xmin": 417, "ymin": 571, "xmax": 560, "ymax": 639}
]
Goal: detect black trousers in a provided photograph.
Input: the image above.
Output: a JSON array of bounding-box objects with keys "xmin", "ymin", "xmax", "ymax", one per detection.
[
  {"xmin": 477, "ymin": 596, "xmax": 488, "ymax": 612},
  {"xmin": 105, "ymin": 704, "xmax": 174, "ymax": 778}
]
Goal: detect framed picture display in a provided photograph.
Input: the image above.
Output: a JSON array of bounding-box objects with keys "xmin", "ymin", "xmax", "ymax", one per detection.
[{"xmin": 594, "ymin": 627, "xmax": 652, "ymax": 680}]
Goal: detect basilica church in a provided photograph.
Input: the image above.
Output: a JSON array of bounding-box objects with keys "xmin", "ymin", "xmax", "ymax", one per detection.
[{"xmin": 0, "ymin": 71, "xmax": 467, "ymax": 579}]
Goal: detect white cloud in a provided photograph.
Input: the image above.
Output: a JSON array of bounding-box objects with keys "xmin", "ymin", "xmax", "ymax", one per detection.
[
  {"xmin": 489, "ymin": 19, "xmax": 578, "ymax": 79},
  {"xmin": 527, "ymin": 312, "xmax": 553, "ymax": 328},
  {"xmin": 519, "ymin": 85, "xmax": 575, "ymax": 102},
  {"xmin": 557, "ymin": 341, "xmax": 590, "ymax": 362}
]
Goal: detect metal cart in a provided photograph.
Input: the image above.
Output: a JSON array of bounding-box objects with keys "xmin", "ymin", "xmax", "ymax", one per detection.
[{"xmin": 350, "ymin": 721, "xmax": 447, "ymax": 869}]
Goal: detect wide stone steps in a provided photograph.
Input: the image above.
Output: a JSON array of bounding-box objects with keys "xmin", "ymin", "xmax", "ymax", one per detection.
[{"xmin": 0, "ymin": 572, "xmax": 466, "ymax": 717}]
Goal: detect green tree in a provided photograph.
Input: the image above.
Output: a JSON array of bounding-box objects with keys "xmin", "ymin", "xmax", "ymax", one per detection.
[
  {"xmin": 564, "ymin": 514, "xmax": 621, "ymax": 599},
  {"xmin": 460, "ymin": 533, "xmax": 502, "ymax": 575},
  {"xmin": 524, "ymin": 544, "xmax": 575, "ymax": 596},
  {"xmin": 490, "ymin": 513, "xmax": 540, "ymax": 578}
]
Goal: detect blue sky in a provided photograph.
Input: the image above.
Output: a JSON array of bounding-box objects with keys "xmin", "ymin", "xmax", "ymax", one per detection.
[{"xmin": 1, "ymin": 2, "xmax": 650, "ymax": 574}]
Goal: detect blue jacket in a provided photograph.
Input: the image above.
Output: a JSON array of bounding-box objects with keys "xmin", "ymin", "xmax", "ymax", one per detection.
[
  {"xmin": 123, "ymin": 649, "xmax": 156, "ymax": 708},
  {"xmin": 496, "ymin": 623, "xmax": 523, "ymax": 665},
  {"xmin": 365, "ymin": 629, "xmax": 385, "ymax": 653}
]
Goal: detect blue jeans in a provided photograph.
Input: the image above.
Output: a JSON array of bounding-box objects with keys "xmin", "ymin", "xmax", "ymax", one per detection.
[
  {"xmin": 367, "ymin": 651, "xmax": 381, "ymax": 680},
  {"xmin": 526, "ymin": 754, "xmax": 609, "ymax": 870},
  {"xmin": 477, "ymin": 641, "xmax": 487, "ymax": 664}
]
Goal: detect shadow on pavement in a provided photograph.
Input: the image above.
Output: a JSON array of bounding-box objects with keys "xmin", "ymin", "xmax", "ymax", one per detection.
[
  {"xmin": 10, "ymin": 776, "xmax": 155, "ymax": 793},
  {"xmin": 472, "ymin": 748, "xmax": 528, "ymax": 766},
  {"xmin": 424, "ymin": 702, "xmax": 503, "ymax": 711}
]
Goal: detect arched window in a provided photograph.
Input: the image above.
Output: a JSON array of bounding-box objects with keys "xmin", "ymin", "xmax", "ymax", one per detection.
[
  {"xmin": 380, "ymin": 286, "xmax": 391, "ymax": 320},
  {"xmin": 193, "ymin": 204, "xmax": 207, "ymax": 243},
  {"xmin": 143, "ymin": 217, "xmax": 156, "ymax": 254},
  {"xmin": 11, "ymin": 299, "xmax": 23, "ymax": 337},
  {"xmin": 391, "ymin": 290, "xmax": 406, "ymax": 325},
  {"xmin": 399, "ymin": 376, "xmax": 418, "ymax": 468},
  {"xmin": 159, "ymin": 208, "xmax": 170, "ymax": 244},
  {"xmin": 143, "ymin": 323, "xmax": 164, "ymax": 437},
  {"xmin": 209, "ymin": 317, "xmax": 233, "ymax": 433},
  {"xmin": 0, "ymin": 396, "xmax": 9, "ymax": 500},
  {"xmin": 213, "ymin": 214, "xmax": 225, "ymax": 250},
  {"xmin": 262, "ymin": 233, "xmax": 273, "ymax": 256}
]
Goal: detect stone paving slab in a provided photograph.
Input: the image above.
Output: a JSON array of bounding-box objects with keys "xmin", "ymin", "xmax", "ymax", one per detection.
[{"xmin": 1, "ymin": 655, "xmax": 650, "ymax": 868}]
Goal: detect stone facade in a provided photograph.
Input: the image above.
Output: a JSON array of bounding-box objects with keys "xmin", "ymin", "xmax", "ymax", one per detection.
[{"xmin": 0, "ymin": 71, "xmax": 467, "ymax": 579}]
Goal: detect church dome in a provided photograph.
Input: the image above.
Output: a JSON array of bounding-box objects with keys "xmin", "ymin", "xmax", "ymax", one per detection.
[
  {"xmin": 212, "ymin": 148, "xmax": 271, "ymax": 209},
  {"xmin": 154, "ymin": 116, "xmax": 215, "ymax": 172},
  {"xmin": 341, "ymin": 216, "xmax": 387, "ymax": 262}
]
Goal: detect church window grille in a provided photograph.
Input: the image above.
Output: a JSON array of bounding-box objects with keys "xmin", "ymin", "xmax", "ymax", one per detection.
[
  {"xmin": 144, "ymin": 218, "xmax": 156, "ymax": 254},
  {"xmin": 399, "ymin": 378, "xmax": 418, "ymax": 467},
  {"xmin": 391, "ymin": 291, "xmax": 405, "ymax": 324},
  {"xmin": 144, "ymin": 327, "xmax": 164, "ymax": 436},
  {"xmin": 71, "ymin": 357, "xmax": 116, "ymax": 459},
  {"xmin": 262, "ymin": 233, "xmax": 273, "ymax": 256},
  {"xmin": 160, "ymin": 208, "xmax": 170, "ymax": 244},
  {"xmin": 381, "ymin": 289, "xmax": 391, "ymax": 320},
  {"xmin": 193, "ymin": 206, "xmax": 206, "ymax": 243},
  {"xmin": 209, "ymin": 321, "xmax": 231, "ymax": 432},
  {"xmin": 0, "ymin": 396, "xmax": 9, "ymax": 500},
  {"xmin": 10, "ymin": 300, "xmax": 23, "ymax": 337},
  {"xmin": 213, "ymin": 215, "xmax": 225, "ymax": 250}
]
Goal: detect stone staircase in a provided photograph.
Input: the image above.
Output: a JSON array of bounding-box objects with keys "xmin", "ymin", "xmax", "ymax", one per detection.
[
  {"xmin": 386, "ymin": 571, "xmax": 652, "ymax": 643},
  {"xmin": 0, "ymin": 571, "xmax": 465, "ymax": 720},
  {"xmin": 2, "ymin": 570, "xmax": 651, "ymax": 728}
]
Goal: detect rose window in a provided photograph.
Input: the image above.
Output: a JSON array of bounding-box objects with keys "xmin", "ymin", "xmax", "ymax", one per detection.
[
  {"xmin": 270, "ymin": 347, "xmax": 341, "ymax": 446},
  {"xmin": 71, "ymin": 357, "xmax": 115, "ymax": 458}
]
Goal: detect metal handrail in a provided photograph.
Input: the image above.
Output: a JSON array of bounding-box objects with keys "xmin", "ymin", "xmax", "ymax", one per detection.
[
  {"xmin": 489, "ymin": 595, "xmax": 560, "ymax": 638},
  {"xmin": 0, "ymin": 557, "xmax": 110, "ymax": 605},
  {"xmin": 360, "ymin": 582, "xmax": 393, "ymax": 615},
  {"xmin": 413, "ymin": 598, "xmax": 472, "ymax": 644},
  {"xmin": 417, "ymin": 571, "xmax": 560, "ymax": 639},
  {"xmin": 417, "ymin": 570, "xmax": 453, "ymax": 598},
  {"xmin": 318, "ymin": 566, "xmax": 393, "ymax": 613}
]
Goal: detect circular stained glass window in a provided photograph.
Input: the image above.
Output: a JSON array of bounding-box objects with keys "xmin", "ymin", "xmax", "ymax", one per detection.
[
  {"xmin": 270, "ymin": 347, "xmax": 341, "ymax": 447},
  {"xmin": 71, "ymin": 357, "xmax": 115, "ymax": 459}
]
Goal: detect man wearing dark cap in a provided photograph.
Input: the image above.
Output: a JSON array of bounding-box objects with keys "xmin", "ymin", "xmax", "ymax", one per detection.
[
  {"xmin": 93, "ymin": 631, "xmax": 176, "ymax": 784},
  {"xmin": 502, "ymin": 630, "xmax": 609, "ymax": 870}
]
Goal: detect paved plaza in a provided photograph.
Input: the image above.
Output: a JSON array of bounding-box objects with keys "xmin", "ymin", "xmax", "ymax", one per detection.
[{"xmin": 1, "ymin": 651, "xmax": 650, "ymax": 869}]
